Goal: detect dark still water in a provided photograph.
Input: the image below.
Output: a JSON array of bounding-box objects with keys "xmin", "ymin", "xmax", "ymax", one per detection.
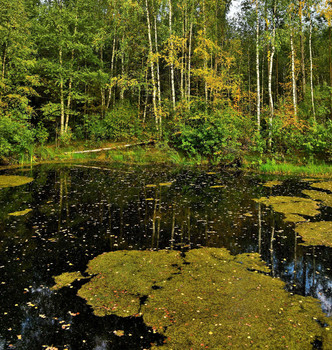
[{"xmin": 0, "ymin": 163, "xmax": 331, "ymax": 349}]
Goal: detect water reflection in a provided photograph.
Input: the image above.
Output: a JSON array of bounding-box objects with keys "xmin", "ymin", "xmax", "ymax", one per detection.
[{"xmin": 0, "ymin": 164, "xmax": 331, "ymax": 349}]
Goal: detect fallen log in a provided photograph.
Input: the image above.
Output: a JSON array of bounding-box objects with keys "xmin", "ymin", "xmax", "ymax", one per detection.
[{"xmin": 65, "ymin": 140, "xmax": 155, "ymax": 154}]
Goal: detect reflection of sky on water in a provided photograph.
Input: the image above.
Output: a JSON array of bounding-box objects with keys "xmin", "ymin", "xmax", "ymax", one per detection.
[{"xmin": 0, "ymin": 164, "xmax": 331, "ymax": 348}]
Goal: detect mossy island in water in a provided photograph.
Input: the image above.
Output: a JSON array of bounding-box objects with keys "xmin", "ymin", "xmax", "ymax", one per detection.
[
  {"xmin": 0, "ymin": 175, "xmax": 34, "ymax": 189},
  {"xmin": 53, "ymin": 248, "xmax": 331, "ymax": 349}
]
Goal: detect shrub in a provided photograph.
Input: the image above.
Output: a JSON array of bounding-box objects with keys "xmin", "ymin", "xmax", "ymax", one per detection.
[{"xmin": 0, "ymin": 113, "xmax": 35, "ymax": 162}]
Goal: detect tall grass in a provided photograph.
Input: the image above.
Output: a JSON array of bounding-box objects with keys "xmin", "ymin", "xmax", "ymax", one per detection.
[{"xmin": 259, "ymin": 160, "xmax": 332, "ymax": 176}]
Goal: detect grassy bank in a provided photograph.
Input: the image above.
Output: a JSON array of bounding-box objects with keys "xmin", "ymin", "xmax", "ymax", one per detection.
[{"xmin": 2, "ymin": 141, "xmax": 332, "ymax": 177}]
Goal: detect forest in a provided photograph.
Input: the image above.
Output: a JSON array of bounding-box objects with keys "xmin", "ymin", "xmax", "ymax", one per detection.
[{"xmin": 0, "ymin": 0, "xmax": 331, "ymax": 166}]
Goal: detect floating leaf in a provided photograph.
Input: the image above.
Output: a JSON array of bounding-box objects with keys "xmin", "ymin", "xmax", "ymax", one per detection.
[{"xmin": 9, "ymin": 209, "xmax": 32, "ymax": 216}]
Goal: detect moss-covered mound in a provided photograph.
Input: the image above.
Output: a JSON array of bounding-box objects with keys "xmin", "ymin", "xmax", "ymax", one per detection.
[
  {"xmin": 65, "ymin": 248, "xmax": 331, "ymax": 349},
  {"xmin": 0, "ymin": 175, "xmax": 34, "ymax": 188},
  {"xmin": 295, "ymin": 221, "xmax": 332, "ymax": 247},
  {"xmin": 254, "ymin": 196, "xmax": 320, "ymax": 222}
]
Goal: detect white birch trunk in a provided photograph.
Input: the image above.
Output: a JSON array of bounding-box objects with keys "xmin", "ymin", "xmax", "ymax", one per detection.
[
  {"xmin": 154, "ymin": 15, "xmax": 161, "ymax": 106},
  {"xmin": 309, "ymin": 16, "xmax": 316, "ymax": 121},
  {"xmin": 106, "ymin": 36, "xmax": 116, "ymax": 109},
  {"xmin": 268, "ymin": 0, "xmax": 276, "ymax": 148},
  {"xmin": 59, "ymin": 46, "xmax": 65, "ymax": 136},
  {"xmin": 203, "ymin": 0, "xmax": 208, "ymax": 103},
  {"xmin": 145, "ymin": 0, "xmax": 159, "ymax": 131},
  {"xmin": 188, "ymin": 22, "xmax": 193, "ymax": 109},
  {"xmin": 290, "ymin": 30, "xmax": 297, "ymax": 118},
  {"xmin": 169, "ymin": 0, "xmax": 176, "ymax": 110},
  {"xmin": 256, "ymin": 0, "xmax": 261, "ymax": 133}
]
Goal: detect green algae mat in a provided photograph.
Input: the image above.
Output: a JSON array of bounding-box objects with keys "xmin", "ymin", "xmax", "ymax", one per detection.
[
  {"xmin": 295, "ymin": 221, "xmax": 332, "ymax": 248},
  {"xmin": 311, "ymin": 181, "xmax": 332, "ymax": 192},
  {"xmin": 0, "ymin": 175, "xmax": 34, "ymax": 188},
  {"xmin": 53, "ymin": 248, "xmax": 331, "ymax": 349},
  {"xmin": 254, "ymin": 196, "xmax": 320, "ymax": 222}
]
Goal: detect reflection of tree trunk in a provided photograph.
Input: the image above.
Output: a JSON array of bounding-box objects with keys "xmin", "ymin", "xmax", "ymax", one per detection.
[
  {"xmin": 108, "ymin": 201, "xmax": 113, "ymax": 249},
  {"xmin": 171, "ymin": 209, "xmax": 175, "ymax": 250},
  {"xmin": 152, "ymin": 198, "xmax": 156, "ymax": 249},
  {"xmin": 302, "ymin": 250, "xmax": 307, "ymax": 296},
  {"xmin": 64, "ymin": 173, "xmax": 69, "ymax": 225},
  {"xmin": 156, "ymin": 217, "xmax": 161, "ymax": 250},
  {"xmin": 312, "ymin": 246, "xmax": 316, "ymax": 286},
  {"xmin": 58, "ymin": 171, "xmax": 63, "ymax": 233},
  {"xmin": 270, "ymin": 218, "xmax": 275, "ymax": 277},
  {"xmin": 187, "ymin": 207, "xmax": 191, "ymax": 244}
]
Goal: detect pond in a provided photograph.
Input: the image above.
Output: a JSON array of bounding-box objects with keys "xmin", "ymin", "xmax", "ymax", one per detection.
[{"xmin": 0, "ymin": 163, "xmax": 331, "ymax": 349}]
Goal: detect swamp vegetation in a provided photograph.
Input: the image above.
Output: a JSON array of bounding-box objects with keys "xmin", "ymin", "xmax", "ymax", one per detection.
[{"xmin": 0, "ymin": 164, "xmax": 331, "ymax": 349}]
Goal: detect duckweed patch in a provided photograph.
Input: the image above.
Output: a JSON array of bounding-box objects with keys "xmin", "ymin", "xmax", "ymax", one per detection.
[
  {"xmin": 295, "ymin": 221, "xmax": 332, "ymax": 247},
  {"xmin": 0, "ymin": 175, "xmax": 34, "ymax": 188},
  {"xmin": 51, "ymin": 272, "xmax": 86, "ymax": 290},
  {"xmin": 303, "ymin": 189, "xmax": 332, "ymax": 208},
  {"xmin": 69, "ymin": 248, "xmax": 332, "ymax": 349},
  {"xmin": 263, "ymin": 180, "xmax": 283, "ymax": 188},
  {"xmin": 78, "ymin": 250, "xmax": 180, "ymax": 317},
  {"xmin": 254, "ymin": 196, "xmax": 320, "ymax": 222},
  {"xmin": 311, "ymin": 181, "xmax": 332, "ymax": 192},
  {"xmin": 8, "ymin": 208, "xmax": 32, "ymax": 216}
]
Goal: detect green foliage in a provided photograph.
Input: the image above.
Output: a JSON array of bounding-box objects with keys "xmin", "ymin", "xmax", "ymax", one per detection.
[
  {"xmin": 302, "ymin": 120, "xmax": 332, "ymax": 161},
  {"xmin": 0, "ymin": 114, "xmax": 35, "ymax": 162},
  {"xmin": 172, "ymin": 108, "xmax": 250, "ymax": 163},
  {"xmin": 81, "ymin": 102, "xmax": 144, "ymax": 141}
]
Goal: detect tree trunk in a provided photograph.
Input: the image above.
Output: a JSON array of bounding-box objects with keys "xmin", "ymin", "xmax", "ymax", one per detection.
[
  {"xmin": 169, "ymin": 0, "xmax": 176, "ymax": 110},
  {"xmin": 59, "ymin": 46, "xmax": 65, "ymax": 136},
  {"xmin": 290, "ymin": 29, "xmax": 297, "ymax": 118},
  {"xmin": 268, "ymin": 0, "xmax": 276, "ymax": 149},
  {"xmin": 154, "ymin": 15, "xmax": 161, "ymax": 106},
  {"xmin": 106, "ymin": 36, "xmax": 116, "ymax": 109},
  {"xmin": 203, "ymin": 0, "xmax": 208, "ymax": 104},
  {"xmin": 299, "ymin": 0, "xmax": 306, "ymax": 97},
  {"xmin": 188, "ymin": 21, "xmax": 193, "ymax": 109},
  {"xmin": 65, "ymin": 13, "xmax": 78, "ymax": 133},
  {"xmin": 145, "ymin": 0, "xmax": 159, "ymax": 132},
  {"xmin": 181, "ymin": 8, "xmax": 185, "ymax": 101},
  {"xmin": 120, "ymin": 35, "xmax": 125, "ymax": 101},
  {"xmin": 256, "ymin": 0, "xmax": 261, "ymax": 133},
  {"xmin": 309, "ymin": 15, "xmax": 316, "ymax": 121}
]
